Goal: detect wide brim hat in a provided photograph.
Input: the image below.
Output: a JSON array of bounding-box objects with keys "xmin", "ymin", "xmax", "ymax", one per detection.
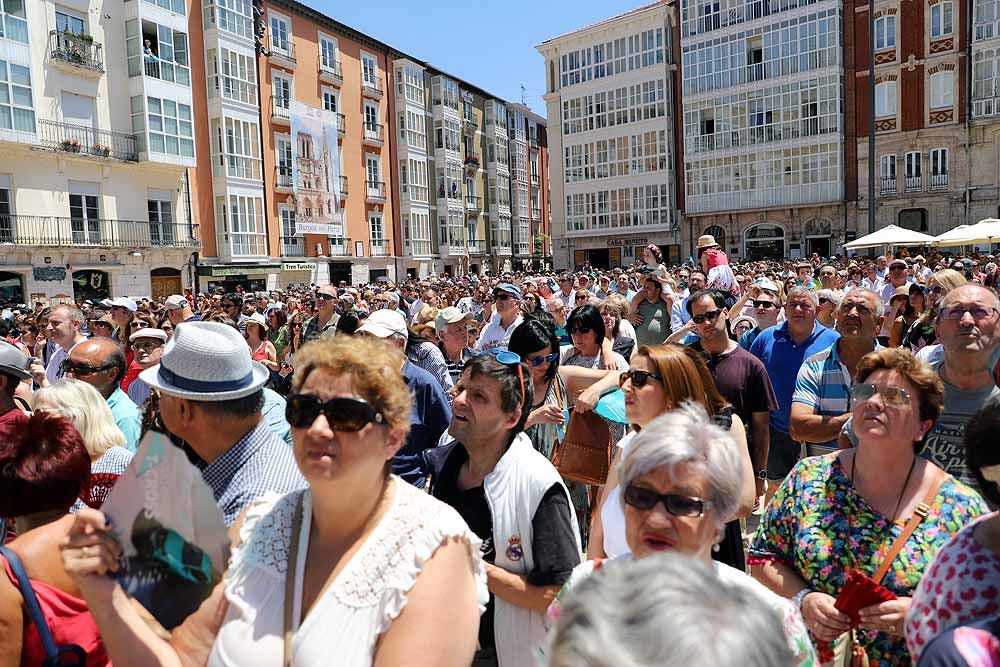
[
  {"xmin": 890, "ymin": 285, "xmax": 911, "ymax": 303},
  {"xmin": 246, "ymin": 312, "xmax": 269, "ymax": 333},
  {"xmin": 697, "ymin": 234, "xmax": 720, "ymax": 249},
  {"xmin": 139, "ymin": 321, "xmax": 269, "ymax": 401}
]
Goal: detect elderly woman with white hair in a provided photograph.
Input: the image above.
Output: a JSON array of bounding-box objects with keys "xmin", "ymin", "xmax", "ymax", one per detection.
[
  {"xmin": 544, "ymin": 404, "xmax": 817, "ymax": 666},
  {"xmin": 31, "ymin": 378, "xmax": 134, "ymax": 510},
  {"xmin": 548, "ymin": 552, "xmax": 795, "ymax": 667}
]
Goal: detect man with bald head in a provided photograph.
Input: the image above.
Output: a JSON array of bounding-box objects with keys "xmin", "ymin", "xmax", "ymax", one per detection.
[
  {"xmin": 302, "ymin": 285, "xmax": 339, "ymax": 343},
  {"xmin": 922, "ymin": 283, "xmax": 1000, "ymax": 487},
  {"xmin": 66, "ymin": 337, "xmax": 142, "ymax": 451}
]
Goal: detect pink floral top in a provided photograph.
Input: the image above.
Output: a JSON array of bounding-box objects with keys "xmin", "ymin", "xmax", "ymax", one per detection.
[{"xmin": 907, "ymin": 513, "xmax": 1000, "ymax": 663}]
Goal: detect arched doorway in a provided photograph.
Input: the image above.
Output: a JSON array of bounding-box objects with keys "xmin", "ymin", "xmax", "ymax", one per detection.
[
  {"xmin": 703, "ymin": 225, "xmax": 726, "ymax": 251},
  {"xmin": 72, "ymin": 270, "xmax": 110, "ymax": 304},
  {"xmin": 804, "ymin": 218, "xmax": 833, "ymax": 258},
  {"xmin": 0, "ymin": 271, "xmax": 24, "ymax": 304},
  {"xmin": 744, "ymin": 223, "xmax": 785, "ymax": 260},
  {"xmin": 151, "ymin": 267, "xmax": 182, "ymax": 299}
]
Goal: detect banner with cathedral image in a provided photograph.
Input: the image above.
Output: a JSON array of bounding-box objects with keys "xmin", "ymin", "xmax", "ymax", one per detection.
[{"xmin": 289, "ymin": 101, "xmax": 343, "ymax": 238}]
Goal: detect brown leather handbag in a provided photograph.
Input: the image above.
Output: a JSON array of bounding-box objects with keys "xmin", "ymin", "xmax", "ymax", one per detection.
[{"xmin": 551, "ymin": 407, "xmax": 613, "ymax": 486}]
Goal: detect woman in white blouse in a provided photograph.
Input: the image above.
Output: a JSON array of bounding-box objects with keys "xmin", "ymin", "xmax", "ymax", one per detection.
[{"xmin": 61, "ymin": 336, "xmax": 487, "ymax": 667}]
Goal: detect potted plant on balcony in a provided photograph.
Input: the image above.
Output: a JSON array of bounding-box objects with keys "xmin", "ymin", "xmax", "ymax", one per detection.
[
  {"xmin": 78, "ymin": 33, "xmax": 94, "ymax": 43},
  {"xmin": 91, "ymin": 144, "xmax": 111, "ymax": 157},
  {"xmin": 61, "ymin": 138, "xmax": 81, "ymax": 153}
]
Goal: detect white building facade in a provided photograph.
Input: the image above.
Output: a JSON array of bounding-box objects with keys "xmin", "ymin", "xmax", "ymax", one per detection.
[
  {"xmin": 971, "ymin": 0, "xmax": 1000, "ymax": 223},
  {"xmin": 0, "ymin": 0, "xmax": 198, "ymax": 304},
  {"xmin": 680, "ymin": 0, "xmax": 846, "ymax": 260},
  {"xmin": 538, "ymin": 3, "xmax": 681, "ymax": 270}
]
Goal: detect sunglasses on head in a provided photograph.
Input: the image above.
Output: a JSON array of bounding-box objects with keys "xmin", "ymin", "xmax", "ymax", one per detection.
[
  {"xmin": 623, "ymin": 484, "xmax": 709, "ymax": 518},
  {"xmin": 619, "ymin": 369, "xmax": 663, "ymax": 388},
  {"xmin": 285, "ymin": 394, "xmax": 386, "ymax": 431},
  {"xmin": 691, "ymin": 309, "xmax": 722, "ymax": 324},
  {"xmin": 477, "ymin": 348, "xmax": 526, "ymax": 412},
  {"xmin": 527, "ymin": 352, "xmax": 559, "ymax": 367}
]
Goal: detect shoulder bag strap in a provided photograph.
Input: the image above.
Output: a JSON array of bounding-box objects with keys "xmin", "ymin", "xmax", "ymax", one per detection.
[
  {"xmin": 0, "ymin": 546, "xmax": 60, "ymax": 661},
  {"xmin": 283, "ymin": 493, "xmax": 305, "ymax": 667},
  {"xmin": 871, "ymin": 472, "xmax": 945, "ymax": 585}
]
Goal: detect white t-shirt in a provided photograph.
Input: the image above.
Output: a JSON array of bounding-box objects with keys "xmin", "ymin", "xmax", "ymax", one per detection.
[{"xmin": 600, "ymin": 431, "xmax": 636, "ymax": 559}]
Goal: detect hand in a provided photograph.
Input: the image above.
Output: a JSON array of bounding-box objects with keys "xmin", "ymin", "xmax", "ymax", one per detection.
[
  {"xmin": 858, "ymin": 597, "xmax": 911, "ymax": 636},
  {"xmin": 801, "ymin": 591, "xmax": 851, "ymax": 642},
  {"xmin": 530, "ymin": 404, "xmax": 565, "ymax": 425},
  {"xmin": 60, "ymin": 508, "xmax": 123, "ymax": 594},
  {"xmin": 28, "ymin": 357, "xmax": 46, "ymax": 386},
  {"xmin": 574, "ymin": 385, "xmax": 603, "ymax": 413},
  {"xmin": 628, "ymin": 312, "xmax": 643, "ymax": 326}
]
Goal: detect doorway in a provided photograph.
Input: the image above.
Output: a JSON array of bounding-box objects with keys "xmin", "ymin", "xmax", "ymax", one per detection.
[
  {"xmin": 743, "ymin": 223, "xmax": 785, "ymax": 260},
  {"xmin": 150, "ymin": 267, "xmax": 182, "ymax": 298},
  {"xmin": 806, "ymin": 237, "xmax": 831, "ymax": 258},
  {"xmin": 0, "ymin": 271, "xmax": 24, "ymax": 304}
]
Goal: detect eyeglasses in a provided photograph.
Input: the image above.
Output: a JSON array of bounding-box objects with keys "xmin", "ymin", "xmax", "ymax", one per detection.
[
  {"xmin": 316, "ymin": 293, "xmax": 336, "ymax": 301},
  {"xmin": 818, "ymin": 297, "xmax": 832, "ymax": 305},
  {"xmin": 130, "ymin": 321, "xmax": 150, "ymax": 329},
  {"xmin": 285, "ymin": 394, "xmax": 386, "ymax": 431},
  {"xmin": 61, "ymin": 360, "xmax": 114, "ymax": 376},
  {"xmin": 527, "ymin": 352, "xmax": 559, "ymax": 367},
  {"xmin": 495, "ymin": 293, "xmax": 515, "ymax": 301},
  {"xmin": 691, "ymin": 309, "xmax": 722, "ymax": 325},
  {"xmin": 619, "ymin": 369, "xmax": 663, "ymax": 388},
  {"xmin": 568, "ymin": 326, "xmax": 593, "ymax": 335},
  {"xmin": 851, "ymin": 383, "xmax": 912, "ymax": 408},
  {"xmin": 939, "ymin": 306, "xmax": 1000, "ymax": 321},
  {"xmin": 929, "ymin": 286, "xmax": 944, "ymax": 295},
  {"xmin": 477, "ymin": 348, "xmax": 526, "ymax": 413},
  {"xmin": 132, "ymin": 341, "xmax": 163, "ymax": 352},
  {"xmin": 752, "ymin": 300, "xmax": 777, "ymax": 309},
  {"xmin": 623, "ymin": 484, "xmax": 710, "ymax": 518}
]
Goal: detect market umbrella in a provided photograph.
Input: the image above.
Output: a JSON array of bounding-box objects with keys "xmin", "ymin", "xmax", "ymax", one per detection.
[
  {"xmin": 933, "ymin": 219, "xmax": 1000, "ymax": 247},
  {"xmin": 844, "ymin": 224, "xmax": 936, "ymax": 250}
]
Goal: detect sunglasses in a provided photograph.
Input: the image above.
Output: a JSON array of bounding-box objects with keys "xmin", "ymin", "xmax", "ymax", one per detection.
[
  {"xmin": 132, "ymin": 341, "xmax": 163, "ymax": 352},
  {"xmin": 929, "ymin": 285, "xmax": 944, "ymax": 295},
  {"xmin": 527, "ymin": 352, "xmax": 559, "ymax": 367},
  {"xmin": 61, "ymin": 360, "xmax": 114, "ymax": 376},
  {"xmin": 568, "ymin": 326, "xmax": 593, "ymax": 335},
  {"xmin": 285, "ymin": 394, "xmax": 385, "ymax": 431},
  {"xmin": 691, "ymin": 309, "xmax": 722, "ymax": 324},
  {"xmin": 623, "ymin": 484, "xmax": 709, "ymax": 518},
  {"xmin": 752, "ymin": 300, "xmax": 777, "ymax": 309},
  {"xmin": 131, "ymin": 321, "xmax": 151, "ymax": 328},
  {"xmin": 938, "ymin": 306, "xmax": 1000, "ymax": 321},
  {"xmin": 818, "ymin": 297, "xmax": 832, "ymax": 305},
  {"xmin": 851, "ymin": 382, "xmax": 911, "ymax": 408},
  {"xmin": 619, "ymin": 369, "xmax": 663, "ymax": 388},
  {"xmin": 477, "ymin": 348, "xmax": 526, "ymax": 413},
  {"xmin": 495, "ymin": 293, "xmax": 514, "ymax": 301}
]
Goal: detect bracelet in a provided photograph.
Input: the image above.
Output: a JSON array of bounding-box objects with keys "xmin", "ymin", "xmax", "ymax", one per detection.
[{"xmin": 791, "ymin": 587, "xmax": 814, "ymax": 611}]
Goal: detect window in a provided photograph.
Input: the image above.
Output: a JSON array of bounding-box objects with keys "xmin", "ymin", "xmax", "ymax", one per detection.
[
  {"xmin": 129, "ymin": 21, "xmax": 191, "ymax": 85},
  {"xmin": 930, "ymin": 71, "xmax": 954, "ymax": 109},
  {"xmin": 147, "ymin": 96, "xmax": 194, "ymax": 157},
  {"xmin": 880, "ymin": 154, "xmax": 897, "ymax": 191},
  {"xmin": 319, "ymin": 35, "xmax": 338, "ymax": 69},
  {"xmin": 905, "ymin": 151, "xmax": 922, "ymax": 190},
  {"xmin": 322, "ymin": 88, "xmax": 338, "ymax": 113},
  {"xmin": 219, "ymin": 194, "xmax": 266, "ymax": 257},
  {"xmin": 280, "ymin": 207, "xmax": 299, "ymax": 256},
  {"xmin": 875, "ymin": 81, "xmax": 897, "ymax": 116},
  {"xmin": 203, "ymin": 0, "xmax": 253, "ymax": 39},
  {"xmin": 211, "ymin": 117, "xmax": 260, "ymax": 179},
  {"xmin": 930, "ymin": 2, "xmax": 953, "ymax": 37},
  {"xmin": 0, "ymin": 60, "xmax": 34, "ymax": 133},
  {"xmin": 208, "ymin": 48, "xmax": 257, "ymax": 105},
  {"xmin": 930, "ymin": 147, "xmax": 948, "ymax": 186},
  {"xmin": 276, "ymin": 137, "xmax": 292, "ymax": 183},
  {"xmin": 269, "ymin": 14, "xmax": 290, "ymax": 54},
  {"xmin": 273, "ymin": 74, "xmax": 291, "ymax": 110},
  {"xmin": 148, "ymin": 196, "xmax": 175, "ymax": 245},
  {"xmin": 69, "ymin": 185, "xmax": 100, "ymax": 244},
  {"xmin": 143, "ymin": 0, "xmax": 186, "ymax": 15},
  {"xmin": 361, "ymin": 53, "xmax": 378, "ymax": 87},
  {"xmin": 875, "ymin": 15, "xmax": 896, "ymax": 50},
  {"xmin": 400, "ymin": 65, "xmax": 424, "ymax": 105},
  {"xmin": 369, "ymin": 212, "xmax": 384, "ymax": 243},
  {"xmin": 0, "ymin": 0, "xmax": 27, "ymax": 43},
  {"xmin": 55, "ymin": 10, "xmax": 87, "ymax": 35},
  {"xmin": 366, "ymin": 155, "xmax": 381, "ymax": 186}
]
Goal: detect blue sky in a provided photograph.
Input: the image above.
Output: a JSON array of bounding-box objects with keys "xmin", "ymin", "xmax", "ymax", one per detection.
[{"xmin": 305, "ymin": 0, "xmax": 642, "ymax": 113}]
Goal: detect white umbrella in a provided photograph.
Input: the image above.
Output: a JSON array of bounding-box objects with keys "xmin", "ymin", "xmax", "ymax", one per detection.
[
  {"xmin": 844, "ymin": 224, "xmax": 936, "ymax": 250},
  {"xmin": 933, "ymin": 219, "xmax": 1000, "ymax": 247}
]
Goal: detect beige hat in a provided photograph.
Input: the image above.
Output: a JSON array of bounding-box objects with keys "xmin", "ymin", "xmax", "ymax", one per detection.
[
  {"xmin": 697, "ymin": 234, "xmax": 720, "ymax": 249},
  {"xmin": 890, "ymin": 285, "xmax": 910, "ymax": 303}
]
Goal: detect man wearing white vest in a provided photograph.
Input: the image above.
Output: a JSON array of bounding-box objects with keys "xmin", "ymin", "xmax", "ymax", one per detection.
[{"xmin": 422, "ymin": 351, "xmax": 581, "ymax": 667}]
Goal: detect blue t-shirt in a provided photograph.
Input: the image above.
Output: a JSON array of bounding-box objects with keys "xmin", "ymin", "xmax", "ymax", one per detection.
[
  {"xmin": 397, "ymin": 361, "xmax": 452, "ymax": 487},
  {"xmin": 749, "ymin": 321, "xmax": 840, "ymax": 434},
  {"xmin": 107, "ymin": 387, "xmax": 142, "ymax": 452}
]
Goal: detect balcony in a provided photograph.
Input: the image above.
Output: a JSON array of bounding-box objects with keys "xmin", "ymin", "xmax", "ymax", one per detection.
[
  {"xmin": 515, "ymin": 242, "xmax": 530, "ymax": 256},
  {"xmin": 465, "ymin": 195, "xmax": 481, "ymax": 212},
  {"xmin": 930, "ymin": 173, "xmax": 949, "ymax": 190},
  {"xmin": 338, "ymin": 175, "xmax": 348, "ymax": 198},
  {"xmin": 529, "ymin": 135, "xmax": 538, "ymax": 149},
  {"xmin": 37, "ymin": 119, "xmax": 138, "ymax": 163},
  {"xmin": 361, "ymin": 78, "xmax": 384, "ymax": 99},
  {"xmin": 904, "ymin": 175, "xmax": 922, "ymax": 193},
  {"xmin": 268, "ymin": 39, "xmax": 296, "ymax": 70},
  {"xmin": 336, "ymin": 113, "xmax": 346, "ymax": 139},
  {"xmin": 362, "ymin": 123, "xmax": 384, "ymax": 147},
  {"xmin": 318, "ymin": 56, "xmax": 342, "ymax": 86},
  {"xmin": 747, "ymin": 62, "xmax": 765, "ymax": 82},
  {"xmin": 0, "ymin": 215, "xmax": 199, "ymax": 248},
  {"xmin": 280, "ymin": 236, "xmax": 304, "ymax": 257},
  {"xmin": 271, "ymin": 95, "xmax": 290, "ymax": 125},
  {"xmin": 48, "ymin": 31, "xmax": 104, "ymax": 76},
  {"xmin": 531, "ymin": 206, "xmax": 541, "ymax": 219},
  {"xmin": 328, "ymin": 237, "xmax": 350, "ymax": 256},
  {"xmin": 370, "ymin": 239, "xmax": 389, "ymax": 257},
  {"xmin": 275, "ymin": 165, "xmax": 293, "ymax": 193},
  {"xmin": 464, "ymin": 154, "xmax": 481, "ymax": 171},
  {"xmin": 463, "ymin": 118, "xmax": 479, "ymax": 135},
  {"xmin": 530, "ymin": 174, "xmax": 540, "ymax": 187},
  {"xmin": 409, "ymin": 240, "xmax": 433, "ymax": 257},
  {"xmin": 880, "ymin": 177, "xmax": 897, "ymax": 196},
  {"xmin": 467, "ymin": 238, "xmax": 486, "ymax": 254},
  {"xmin": 366, "ymin": 180, "xmax": 386, "ymax": 204}
]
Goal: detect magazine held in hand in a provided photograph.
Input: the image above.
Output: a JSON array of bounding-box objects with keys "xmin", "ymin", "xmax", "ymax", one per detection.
[{"xmin": 101, "ymin": 430, "xmax": 230, "ymax": 629}]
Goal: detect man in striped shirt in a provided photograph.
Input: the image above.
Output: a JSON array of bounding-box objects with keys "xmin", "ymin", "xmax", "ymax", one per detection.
[{"xmin": 789, "ymin": 288, "xmax": 884, "ymax": 457}]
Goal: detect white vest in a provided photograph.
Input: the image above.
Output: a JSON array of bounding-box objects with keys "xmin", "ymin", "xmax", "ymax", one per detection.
[{"xmin": 482, "ymin": 434, "xmax": 581, "ymax": 667}]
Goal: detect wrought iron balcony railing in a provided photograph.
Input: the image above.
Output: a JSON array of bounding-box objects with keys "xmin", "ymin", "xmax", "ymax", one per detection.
[
  {"xmin": 49, "ymin": 31, "xmax": 104, "ymax": 72},
  {"xmin": 37, "ymin": 119, "xmax": 138, "ymax": 162},
  {"xmin": 0, "ymin": 215, "xmax": 199, "ymax": 248}
]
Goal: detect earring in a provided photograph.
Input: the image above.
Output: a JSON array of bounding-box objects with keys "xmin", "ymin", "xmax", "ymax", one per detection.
[{"xmin": 712, "ymin": 543, "xmax": 721, "ymax": 553}]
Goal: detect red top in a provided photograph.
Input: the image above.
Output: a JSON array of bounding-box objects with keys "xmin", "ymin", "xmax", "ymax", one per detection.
[
  {"xmin": 250, "ymin": 340, "xmax": 269, "ymax": 362},
  {"xmin": 0, "ymin": 406, "xmax": 28, "ymax": 435},
  {"xmin": 1, "ymin": 554, "xmax": 109, "ymax": 667},
  {"xmin": 702, "ymin": 247, "xmax": 729, "ymax": 269},
  {"xmin": 120, "ymin": 359, "xmax": 142, "ymax": 393}
]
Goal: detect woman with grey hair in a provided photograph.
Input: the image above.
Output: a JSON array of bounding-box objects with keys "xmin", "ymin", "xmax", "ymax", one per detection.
[
  {"xmin": 814, "ymin": 288, "xmax": 840, "ymax": 329},
  {"xmin": 548, "ymin": 552, "xmax": 795, "ymax": 667},
  {"xmin": 544, "ymin": 403, "xmax": 816, "ymax": 666}
]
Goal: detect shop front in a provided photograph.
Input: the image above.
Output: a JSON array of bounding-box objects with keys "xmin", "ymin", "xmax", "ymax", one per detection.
[
  {"xmin": 72, "ymin": 270, "xmax": 111, "ymax": 304},
  {"xmin": 569, "ymin": 234, "xmax": 681, "ymax": 270},
  {"xmin": 279, "ymin": 262, "xmax": 318, "ymax": 290},
  {"xmin": 0, "ymin": 271, "xmax": 24, "ymax": 304},
  {"xmin": 198, "ymin": 264, "xmax": 281, "ymax": 294}
]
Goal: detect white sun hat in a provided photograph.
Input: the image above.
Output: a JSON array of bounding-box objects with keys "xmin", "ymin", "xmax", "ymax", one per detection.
[{"xmin": 139, "ymin": 321, "xmax": 268, "ymax": 401}]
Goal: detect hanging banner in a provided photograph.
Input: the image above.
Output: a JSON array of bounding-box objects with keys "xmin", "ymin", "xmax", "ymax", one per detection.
[{"xmin": 290, "ymin": 101, "xmax": 344, "ymax": 238}]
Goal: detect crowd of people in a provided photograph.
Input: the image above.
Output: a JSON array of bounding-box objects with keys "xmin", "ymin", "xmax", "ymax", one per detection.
[{"xmin": 0, "ymin": 239, "xmax": 999, "ymax": 666}]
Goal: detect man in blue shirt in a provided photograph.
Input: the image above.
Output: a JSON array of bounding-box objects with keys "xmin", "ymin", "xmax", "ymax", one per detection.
[
  {"xmin": 750, "ymin": 286, "xmax": 839, "ymax": 503},
  {"xmin": 64, "ymin": 338, "xmax": 142, "ymax": 451}
]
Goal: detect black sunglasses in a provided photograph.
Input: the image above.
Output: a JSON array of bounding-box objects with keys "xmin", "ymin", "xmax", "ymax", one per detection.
[
  {"xmin": 753, "ymin": 300, "xmax": 777, "ymax": 309},
  {"xmin": 619, "ymin": 369, "xmax": 663, "ymax": 388},
  {"xmin": 527, "ymin": 352, "xmax": 559, "ymax": 367},
  {"xmin": 691, "ymin": 309, "xmax": 722, "ymax": 324},
  {"xmin": 61, "ymin": 360, "xmax": 114, "ymax": 376},
  {"xmin": 623, "ymin": 484, "xmax": 709, "ymax": 518},
  {"xmin": 285, "ymin": 394, "xmax": 385, "ymax": 431},
  {"xmin": 316, "ymin": 293, "xmax": 336, "ymax": 301},
  {"xmin": 818, "ymin": 297, "xmax": 832, "ymax": 305},
  {"xmin": 568, "ymin": 326, "xmax": 593, "ymax": 335}
]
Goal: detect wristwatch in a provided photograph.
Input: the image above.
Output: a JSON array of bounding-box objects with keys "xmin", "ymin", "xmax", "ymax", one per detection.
[
  {"xmin": 792, "ymin": 587, "xmax": 814, "ymax": 611},
  {"xmin": 756, "ymin": 469, "xmax": 768, "ymax": 480}
]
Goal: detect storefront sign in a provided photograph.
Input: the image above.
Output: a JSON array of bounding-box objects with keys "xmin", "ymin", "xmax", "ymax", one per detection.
[
  {"xmin": 33, "ymin": 266, "xmax": 67, "ymax": 282},
  {"xmin": 281, "ymin": 262, "xmax": 317, "ymax": 272},
  {"xmin": 606, "ymin": 238, "xmax": 648, "ymax": 247},
  {"xmin": 199, "ymin": 265, "xmax": 279, "ymax": 278}
]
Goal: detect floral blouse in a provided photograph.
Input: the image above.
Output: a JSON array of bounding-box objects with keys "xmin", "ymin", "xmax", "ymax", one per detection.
[{"xmin": 749, "ymin": 453, "xmax": 988, "ymax": 667}]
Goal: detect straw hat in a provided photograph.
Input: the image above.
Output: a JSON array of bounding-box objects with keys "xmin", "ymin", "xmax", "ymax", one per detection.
[{"xmin": 697, "ymin": 234, "xmax": 720, "ymax": 249}]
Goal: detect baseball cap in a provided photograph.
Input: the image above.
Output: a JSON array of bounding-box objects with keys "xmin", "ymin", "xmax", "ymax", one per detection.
[
  {"xmin": 493, "ymin": 283, "xmax": 523, "ymax": 300},
  {"xmin": 889, "ymin": 258, "xmax": 907, "ymax": 269},
  {"xmin": 754, "ymin": 278, "xmax": 779, "ymax": 292},
  {"xmin": 0, "ymin": 340, "xmax": 30, "ymax": 380},
  {"xmin": 356, "ymin": 309, "xmax": 408, "ymax": 339},
  {"xmin": 434, "ymin": 306, "xmax": 474, "ymax": 332},
  {"xmin": 100, "ymin": 297, "xmax": 138, "ymax": 312},
  {"xmin": 163, "ymin": 294, "xmax": 188, "ymax": 310},
  {"xmin": 129, "ymin": 328, "xmax": 168, "ymax": 343}
]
